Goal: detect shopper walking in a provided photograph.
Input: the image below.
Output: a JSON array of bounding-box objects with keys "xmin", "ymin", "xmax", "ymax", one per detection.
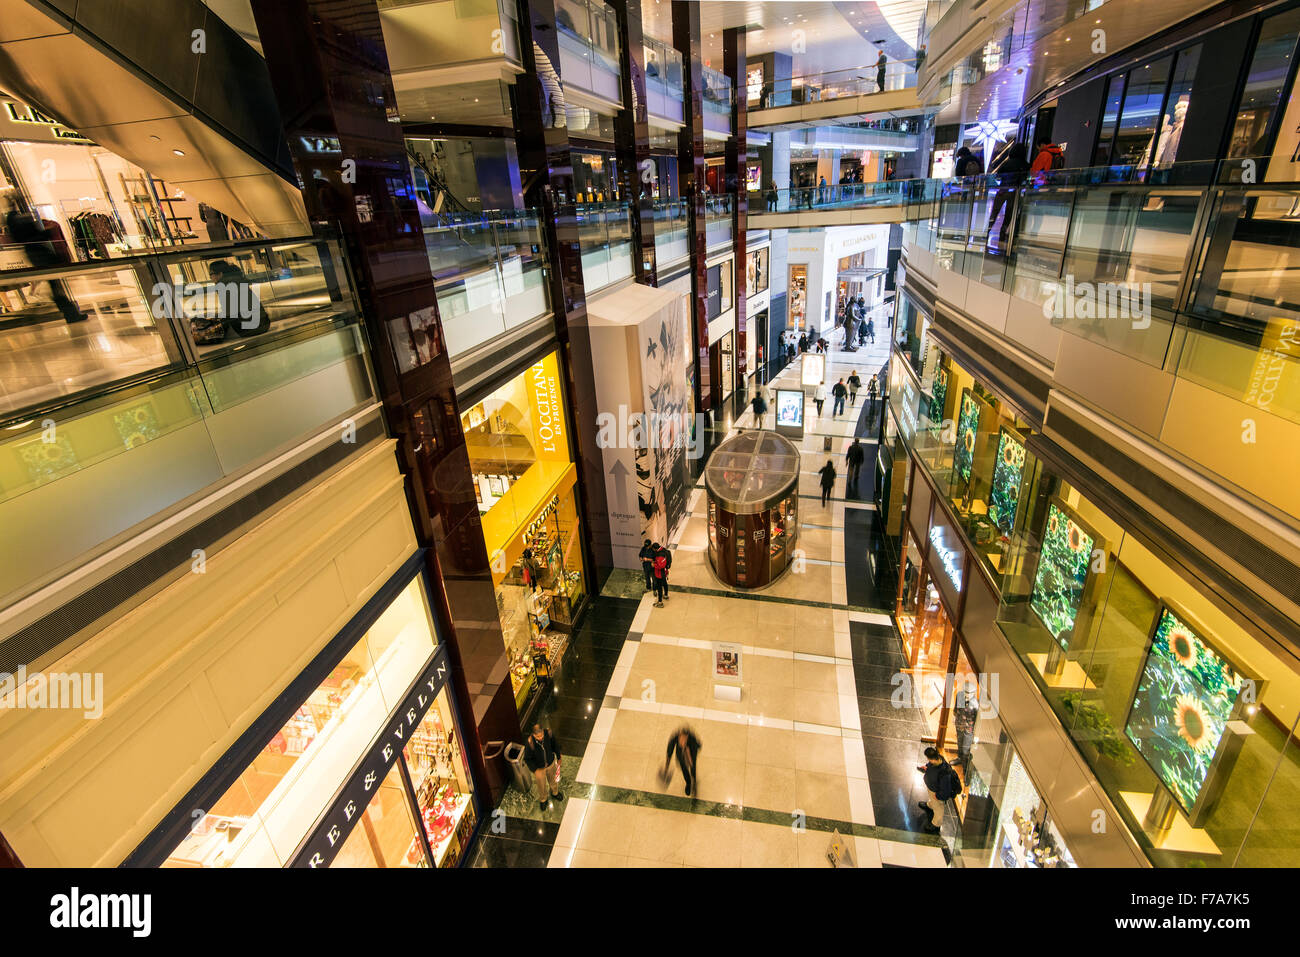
[
  {"xmin": 652, "ymin": 548, "xmax": 669, "ymax": 606},
  {"xmin": 847, "ymin": 370, "xmax": 862, "ymax": 406},
  {"xmin": 798, "ymin": 332, "xmax": 809, "ymax": 353},
  {"xmin": 662, "ymin": 726, "xmax": 703, "ymax": 797},
  {"xmin": 638, "ymin": 538, "xmax": 656, "ymax": 591},
  {"xmin": 917, "ymin": 746, "xmax": 962, "ymax": 835},
  {"xmin": 814, "ymin": 381, "xmax": 827, "ymax": 416},
  {"xmin": 5, "ymin": 198, "xmax": 87, "ymax": 324},
  {"xmin": 751, "ymin": 388, "xmax": 768, "ymax": 429},
  {"xmin": 846, "ymin": 438, "xmax": 865, "ymax": 488},
  {"xmin": 818, "ymin": 459, "xmax": 837, "ymax": 506},
  {"xmin": 865, "ymin": 317, "xmax": 875, "ymax": 344},
  {"xmin": 867, "ymin": 373, "xmax": 879, "ymax": 408},
  {"xmin": 523, "ymin": 723, "xmax": 565, "ymax": 811},
  {"xmin": 831, "ymin": 378, "xmax": 848, "ymax": 417}
]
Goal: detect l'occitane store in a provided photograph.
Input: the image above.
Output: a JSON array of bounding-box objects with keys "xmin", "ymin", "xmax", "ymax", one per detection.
[{"xmin": 461, "ymin": 351, "xmax": 588, "ymax": 717}]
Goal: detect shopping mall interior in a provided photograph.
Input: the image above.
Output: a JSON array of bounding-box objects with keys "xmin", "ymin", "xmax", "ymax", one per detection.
[{"xmin": 0, "ymin": 0, "xmax": 1296, "ymax": 884}]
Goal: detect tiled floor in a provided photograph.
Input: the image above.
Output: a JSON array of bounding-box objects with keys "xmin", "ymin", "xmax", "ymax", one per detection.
[{"xmin": 471, "ymin": 330, "xmax": 949, "ymax": 869}]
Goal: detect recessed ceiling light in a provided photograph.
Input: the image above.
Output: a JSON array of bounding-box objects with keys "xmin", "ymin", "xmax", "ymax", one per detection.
[{"xmin": 173, "ymin": 148, "xmax": 185, "ymax": 156}]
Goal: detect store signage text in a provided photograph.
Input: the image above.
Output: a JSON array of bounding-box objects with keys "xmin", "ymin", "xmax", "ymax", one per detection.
[
  {"xmin": 292, "ymin": 649, "xmax": 451, "ymax": 868},
  {"xmin": 531, "ymin": 360, "xmax": 563, "ymax": 454},
  {"xmin": 5, "ymin": 102, "xmax": 89, "ymax": 140},
  {"xmin": 522, "ymin": 495, "xmax": 560, "ymax": 547},
  {"xmin": 929, "ymin": 524, "xmax": 963, "ymax": 593}
]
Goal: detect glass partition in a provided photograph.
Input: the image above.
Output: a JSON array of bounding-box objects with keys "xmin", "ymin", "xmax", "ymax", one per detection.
[
  {"xmin": 652, "ymin": 199, "xmax": 690, "ymax": 267},
  {"xmin": 575, "ymin": 202, "xmax": 634, "ymax": 291}
]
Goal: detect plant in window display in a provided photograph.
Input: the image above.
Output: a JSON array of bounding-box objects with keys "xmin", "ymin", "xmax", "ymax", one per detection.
[
  {"xmin": 928, "ymin": 366, "xmax": 948, "ymax": 427},
  {"xmin": 1028, "ymin": 502, "xmax": 1097, "ymax": 649},
  {"xmin": 1124, "ymin": 607, "xmax": 1250, "ymax": 815},
  {"xmin": 987, "ymin": 428, "xmax": 1026, "ymax": 537}
]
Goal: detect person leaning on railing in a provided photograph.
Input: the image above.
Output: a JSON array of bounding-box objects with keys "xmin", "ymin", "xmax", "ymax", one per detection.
[{"xmin": 987, "ymin": 140, "xmax": 1030, "ymax": 245}]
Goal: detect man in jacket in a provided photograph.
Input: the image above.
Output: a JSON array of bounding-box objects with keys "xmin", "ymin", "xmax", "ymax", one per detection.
[
  {"xmin": 523, "ymin": 723, "xmax": 564, "ymax": 811},
  {"xmin": 831, "ymin": 378, "xmax": 848, "ymax": 417},
  {"xmin": 1029, "ymin": 140, "xmax": 1064, "ymax": 181},
  {"xmin": 845, "ymin": 438, "xmax": 865, "ymax": 488},
  {"xmin": 638, "ymin": 538, "xmax": 657, "ymax": 591},
  {"xmin": 751, "ymin": 388, "xmax": 768, "ymax": 429},
  {"xmin": 917, "ymin": 746, "xmax": 961, "ymax": 834},
  {"xmin": 663, "ymin": 726, "xmax": 702, "ymax": 796}
]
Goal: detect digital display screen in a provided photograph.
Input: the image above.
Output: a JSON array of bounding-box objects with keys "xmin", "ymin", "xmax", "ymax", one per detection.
[
  {"xmin": 988, "ymin": 428, "xmax": 1026, "ymax": 537},
  {"xmin": 953, "ymin": 388, "xmax": 980, "ymax": 484},
  {"xmin": 800, "ymin": 353, "xmax": 824, "ymax": 387},
  {"xmin": 1029, "ymin": 502, "xmax": 1095, "ymax": 650},
  {"xmin": 1124, "ymin": 608, "xmax": 1246, "ymax": 814},
  {"xmin": 775, "ymin": 389, "xmax": 804, "ymax": 428}
]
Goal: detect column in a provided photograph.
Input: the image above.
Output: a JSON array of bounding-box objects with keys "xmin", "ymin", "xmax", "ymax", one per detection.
[
  {"xmin": 250, "ymin": 0, "xmax": 520, "ymax": 800},
  {"xmin": 724, "ymin": 26, "xmax": 747, "ymax": 406},
  {"xmin": 672, "ymin": 0, "xmax": 711, "ymax": 416},
  {"xmin": 609, "ymin": 0, "xmax": 658, "ymax": 284},
  {"xmin": 513, "ymin": 0, "xmax": 616, "ymax": 585}
]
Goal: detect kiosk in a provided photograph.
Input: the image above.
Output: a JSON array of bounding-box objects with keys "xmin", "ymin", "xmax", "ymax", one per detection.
[{"xmin": 704, "ymin": 431, "xmax": 801, "ymax": 588}]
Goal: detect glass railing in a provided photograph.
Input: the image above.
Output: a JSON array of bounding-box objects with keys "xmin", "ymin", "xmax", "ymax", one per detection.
[
  {"xmin": 0, "ymin": 234, "xmax": 372, "ymax": 605},
  {"xmin": 704, "ymin": 193, "xmax": 733, "ymax": 249},
  {"xmin": 574, "ymin": 202, "xmax": 634, "ymax": 292},
  {"xmin": 751, "ymin": 178, "xmax": 940, "ymax": 213},
  {"xmin": 652, "ymin": 199, "xmax": 690, "ymax": 267},
  {"xmin": 643, "ymin": 35, "xmax": 684, "ymax": 124},
  {"xmin": 756, "ymin": 63, "xmax": 920, "ymax": 109},
  {"xmin": 421, "ymin": 209, "xmax": 551, "ymax": 358},
  {"xmin": 556, "ymin": 0, "xmax": 622, "ymax": 106}
]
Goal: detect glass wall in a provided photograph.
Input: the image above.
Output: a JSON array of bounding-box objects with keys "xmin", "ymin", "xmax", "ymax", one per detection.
[
  {"xmin": 462, "ymin": 351, "xmax": 587, "ymax": 714},
  {"xmin": 163, "ymin": 575, "xmax": 477, "ymax": 868},
  {"xmin": 995, "ymin": 457, "xmax": 1300, "ymax": 868}
]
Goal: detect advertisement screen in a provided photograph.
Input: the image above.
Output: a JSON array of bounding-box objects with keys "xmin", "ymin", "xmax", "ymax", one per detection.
[
  {"xmin": 800, "ymin": 353, "xmax": 825, "ymax": 387},
  {"xmin": 1028, "ymin": 502, "xmax": 1095, "ymax": 650},
  {"xmin": 953, "ymin": 388, "xmax": 980, "ymax": 484},
  {"xmin": 1124, "ymin": 608, "xmax": 1246, "ymax": 814},
  {"xmin": 988, "ymin": 428, "xmax": 1026, "ymax": 536},
  {"xmin": 775, "ymin": 389, "xmax": 804, "ymax": 429}
]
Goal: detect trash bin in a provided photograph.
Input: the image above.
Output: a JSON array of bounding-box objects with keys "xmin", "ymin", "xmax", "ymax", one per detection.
[
  {"xmin": 482, "ymin": 740, "xmax": 506, "ymax": 801},
  {"xmin": 504, "ymin": 742, "xmax": 532, "ymax": 794}
]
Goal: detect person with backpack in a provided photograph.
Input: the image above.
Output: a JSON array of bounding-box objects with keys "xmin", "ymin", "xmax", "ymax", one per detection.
[
  {"xmin": 651, "ymin": 548, "xmax": 669, "ymax": 607},
  {"xmin": 1029, "ymin": 139, "xmax": 1065, "ymax": 185},
  {"xmin": 656, "ymin": 543, "xmax": 673, "ymax": 598},
  {"xmin": 845, "ymin": 438, "xmax": 865, "ymax": 488},
  {"xmin": 847, "ymin": 370, "xmax": 862, "ymax": 406},
  {"xmin": 831, "ymin": 378, "xmax": 848, "ymax": 417},
  {"xmin": 917, "ymin": 746, "xmax": 962, "ymax": 834},
  {"xmin": 638, "ymin": 538, "xmax": 657, "ymax": 591},
  {"xmin": 818, "ymin": 459, "xmax": 837, "ymax": 506}
]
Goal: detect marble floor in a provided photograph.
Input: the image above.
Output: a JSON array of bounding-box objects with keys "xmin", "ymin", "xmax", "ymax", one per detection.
[{"xmin": 470, "ymin": 329, "xmax": 951, "ymax": 868}]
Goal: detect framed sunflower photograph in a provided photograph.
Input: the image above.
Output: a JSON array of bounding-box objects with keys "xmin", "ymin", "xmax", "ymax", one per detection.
[
  {"xmin": 952, "ymin": 387, "xmax": 980, "ymax": 487},
  {"xmin": 1123, "ymin": 602, "xmax": 1258, "ymax": 824},
  {"xmin": 1027, "ymin": 499, "xmax": 1105, "ymax": 652},
  {"xmin": 987, "ymin": 427, "xmax": 1027, "ymax": 537}
]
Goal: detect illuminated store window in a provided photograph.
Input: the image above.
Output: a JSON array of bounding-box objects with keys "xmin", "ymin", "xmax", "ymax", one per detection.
[
  {"xmin": 162, "ymin": 576, "xmax": 459, "ymax": 868},
  {"xmin": 332, "ymin": 764, "xmax": 424, "ymax": 869},
  {"xmin": 461, "ymin": 350, "xmax": 587, "ymax": 716},
  {"xmin": 996, "ymin": 460, "xmax": 1300, "ymax": 867}
]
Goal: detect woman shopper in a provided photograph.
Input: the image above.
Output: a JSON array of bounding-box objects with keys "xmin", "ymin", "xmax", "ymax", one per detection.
[
  {"xmin": 818, "ymin": 459, "xmax": 837, "ymax": 506},
  {"xmin": 652, "ymin": 549, "xmax": 669, "ymax": 606},
  {"xmin": 813, "ymin": 381, "xmax": 827, "ymax": 416}
]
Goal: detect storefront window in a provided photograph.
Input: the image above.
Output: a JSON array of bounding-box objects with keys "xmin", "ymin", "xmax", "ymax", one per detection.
[
  {"xmin": 996, "ymin": 459, "xmax": 1300, "ymax": 867},
  {"xmin": 332, "ymin": 764, "xmax": 424, "ymax": 869},
  {"xmin": 1228, "ymin": 7, "xmax": 1300, "ymax": 161},
  {"xmin": 746, "ymin": 246, "xmax": 769, "ymax": 295},
  {"xmin": 1113, "ymin": 56, "xmax": 1173, "ymax": 166},
  {"xmin": 162, "ymin": 576, "xmax": 455, "ymax": 868},
  {"xmin": 466, "ymin": 351, "xmax": 587, "ymax": 715},
  {"xmin": 406, "ymin": 690, "xmax": 478, "ymax": 867}
]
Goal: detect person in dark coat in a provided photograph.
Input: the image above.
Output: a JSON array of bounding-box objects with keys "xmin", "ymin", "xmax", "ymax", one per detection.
[
  {"xmin": 831, "ymin": 378, "xmax": 848, "ymax": 417},
  {"xmin": 655, "ymin": 542, "xmax": 673, "ymax": 599},
  {"xmin": 662, "ymin": 726, "xmax": 702, "ymax": 796},
  {"xmin": 818, "ymin": 459, "xmax": 837, "ymax": 506},
  {"xmin": 846, "ymin": 438, "xmax": 865, "ymax": 487},
  {"xmin": 917, "ymin": 746, "xmax": 961, "ymax": 834},
  {"xmin": 875, "ymin": 50, "xmax": 887, "ymax": 92},
  {"xmin": 5, "ymin": 199, "xmax": 86, "ymax": 323},
  {"xmin": 798, "ymin": 332, "xmax": 809, "ymax": 353},
  {"xmin": 847, "ymin": 370, "xmax": 862, "ymax": 405},
  {"xmin": 751, "ymin": 388, "xmax": 768, "ymax": 429},
  {"xmin": 638, "ymin": 538, "xmax": 657, "ymax": 591},
  {"xmin": 987, "ymin": 139, "xmax": 1029, "ymax": 244},
  {"xmin": 523, "ymin": 723, "xmax": 565, "ymax": 811}
]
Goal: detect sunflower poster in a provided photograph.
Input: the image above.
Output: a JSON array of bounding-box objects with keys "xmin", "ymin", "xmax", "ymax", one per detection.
[
  {"xmin": 952, "ymin": 388, "xmax": 980, "ymax": 485},
  {"xmin": 988, "ymin": 428, "xmax": 1026, "ymax": 537},
  {"xmin": 1028, "ymin": 502, "xmax": 1095, "ymax": 650},
  {"xmin": 928, "ymin": 365, "xmax": 948, "ymax": 427},
  {"xmin": 1124, "ymin": 608, "xmax": 1246, "ymax": 815}
]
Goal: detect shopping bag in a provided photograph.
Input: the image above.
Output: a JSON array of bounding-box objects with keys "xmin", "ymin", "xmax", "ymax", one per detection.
[
  {"xmin": 657, "ymin": 762, "xmax": 673, "ymax": 786},
  {"xmin": 553, "ymin": 758, "xmax": 562, "ymax": 786}
]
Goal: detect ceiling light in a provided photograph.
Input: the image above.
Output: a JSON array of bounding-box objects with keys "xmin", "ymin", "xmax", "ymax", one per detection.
[{"xmin": 173, "ymin": 148, "xmax": 185, "ymax": 156}]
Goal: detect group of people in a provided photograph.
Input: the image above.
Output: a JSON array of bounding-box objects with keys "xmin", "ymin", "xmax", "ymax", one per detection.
[
  {"xmin": 953, "ymin": 136, "xmax": 1066, "ymax": 246},
  {"xmin": 638, "ymin": 538, "xmax": 674, "ymax": 607}
]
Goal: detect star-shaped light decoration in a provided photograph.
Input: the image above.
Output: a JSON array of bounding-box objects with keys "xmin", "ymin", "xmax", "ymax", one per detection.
[{"xmin": 964, "ymin": 119, "xmax": 1019, "ymax": 154}]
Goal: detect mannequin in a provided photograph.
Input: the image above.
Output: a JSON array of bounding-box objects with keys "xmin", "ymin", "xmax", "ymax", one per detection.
[{"xmin": 1153, "ymin": 95, "xmax": 1189, "ymax": 169}]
